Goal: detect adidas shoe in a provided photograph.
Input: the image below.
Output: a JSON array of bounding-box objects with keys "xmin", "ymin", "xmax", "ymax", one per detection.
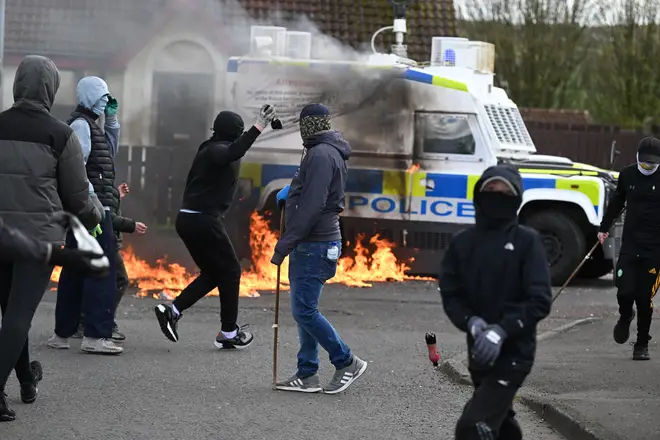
[
  {"xmin": 214, "ymin": 325, "xmax": 253, "ymax": 350},
  {"xmin": 323, "ymin": 356, "xmax": 368, "ymax": 394},
  {"xmin": 276, "ymin": 374, "xmax": 322, "ymax": 393},
  {"xmin": 155, "ymin": 304, "xmax": 180, "ymax": 342}
]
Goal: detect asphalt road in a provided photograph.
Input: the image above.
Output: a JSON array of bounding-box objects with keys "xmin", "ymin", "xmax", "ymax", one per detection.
[
  {"xmin": 526, "ymin": 274, "xmax": 660, "ymax": 440},
  {"xmin": 0, "ymin": 281, "xmax": 562, "ymax": 440}
]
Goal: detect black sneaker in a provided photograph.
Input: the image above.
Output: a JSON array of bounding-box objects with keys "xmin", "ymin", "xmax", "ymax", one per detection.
[
  {"xmin": 613, "ymin": 309, "xmax": 636, "ymax": 344},
  {"xmin": 632, "ymin": 344, "xmax": 651, "ymax": 360},
  {"xmin": 111, "ymin": 324, "xmax": 126, "ymax": 342},
  {"xmin": 0, "ymin": 391, "xmax": 15, "ymax": 422},
  {"xmin": 20, "ymin": 361, "xmax": 43, "ymax": 404},
  {"xmin": 214, "ymin": 325, "xmax": 253, "ymax": 350},
  {"xmin": 155, "ymin": 304, "xmax": 180, "ymax": 342},
  {"xmin": 632, "ymin": 335, "xmax": 652, "ymax": 361}
]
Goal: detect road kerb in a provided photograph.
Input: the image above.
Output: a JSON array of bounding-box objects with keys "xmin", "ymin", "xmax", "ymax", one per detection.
[{"xmin": 439, "ymin": 317, "xmax": 603, "ymax": 440}]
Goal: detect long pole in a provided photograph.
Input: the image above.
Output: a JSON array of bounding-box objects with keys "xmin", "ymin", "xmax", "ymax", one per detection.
[
  {"xmin": 551, "ymin": 241, "xmax": 600, "ymax": 304},
  {"xmin": 272, "ymin": 207, "xmax": 285, "ymax": 389}
]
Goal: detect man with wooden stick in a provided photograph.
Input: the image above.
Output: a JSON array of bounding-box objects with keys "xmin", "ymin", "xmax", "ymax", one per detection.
[
  {"xmin": 271, "ymin": 103, "xmax": 367, "ymax": 394},
  {"xmin": 598, "ymin": 136, "xmax": 660, "ymax": 361}
]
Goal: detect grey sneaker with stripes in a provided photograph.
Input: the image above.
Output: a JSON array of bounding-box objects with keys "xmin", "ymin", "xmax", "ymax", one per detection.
[
  {"xmin": 275, "ymin": 374, "xmax": 322, "ymax": 393},
  {"xmin": 323, "ymin": 356, "xmax": 368, "ymax": 394}
]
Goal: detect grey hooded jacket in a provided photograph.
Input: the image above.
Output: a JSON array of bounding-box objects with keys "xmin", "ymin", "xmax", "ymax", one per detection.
[{"xmin": 0, "ymin": 55, "xmax": 102, "ymax": 244}]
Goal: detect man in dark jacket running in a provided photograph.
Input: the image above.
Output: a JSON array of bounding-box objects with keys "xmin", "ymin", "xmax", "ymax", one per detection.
[
  {"xmin": 439, "ymin": 164, "xmax": 552, "ymax": 440},
  {"xmin": 0, "ymin": 56, "xmax": 103, "ymax": 422},
  {"xmin": 271, "ymin": 103, "xmax": 367, "ymax": 395},
  {"xmin": 598, "ymin": 136, "xmax": 660, "ymax": 360},
  {"xmin": 154, "ymin": 104, "xmax": 277, "ymax": 349}
]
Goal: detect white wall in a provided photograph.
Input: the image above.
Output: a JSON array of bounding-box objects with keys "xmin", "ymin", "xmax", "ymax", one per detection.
[{"xmin": 121, "ymin": 17, "xmax": 228, "ymax": 146}]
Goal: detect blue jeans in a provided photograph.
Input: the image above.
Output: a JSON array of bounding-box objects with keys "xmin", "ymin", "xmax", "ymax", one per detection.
[{"xmin": 289, "ymin": 241, "xmax": 352, "ymax": 378}]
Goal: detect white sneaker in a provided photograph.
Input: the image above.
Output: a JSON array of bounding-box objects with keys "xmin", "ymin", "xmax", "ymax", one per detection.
[
  {"xmin": 80, "ymin": 337, "xmax": 123, "ymax": 355},
  {"xmin": 47, "ymin": 334, "xmax": 70, "ymax": 349}
]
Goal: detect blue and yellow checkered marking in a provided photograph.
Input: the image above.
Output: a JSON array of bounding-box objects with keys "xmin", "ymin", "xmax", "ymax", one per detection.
[
  {"xmin": 240, "ymin": 163, "xmax": 602, "ymax": 213},
  {"xmin": 227, "ymin": 58, "xmax": 468, "ymax": 92}
]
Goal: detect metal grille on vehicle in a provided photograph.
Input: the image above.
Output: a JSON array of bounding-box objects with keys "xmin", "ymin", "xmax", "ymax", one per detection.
[{"xmin": 484, "ymin": 105, "xmax": 534, "ymax": 147}]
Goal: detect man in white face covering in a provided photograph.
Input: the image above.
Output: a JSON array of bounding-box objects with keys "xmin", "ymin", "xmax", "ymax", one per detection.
[{"xmin": 599, "ymin": 136, "xmax": 660, "ymax": 361}]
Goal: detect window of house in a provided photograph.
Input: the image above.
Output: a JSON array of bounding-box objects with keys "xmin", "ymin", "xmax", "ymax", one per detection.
[{"xmin": 415, "ymin": 112, "xmax": 476, "ymax": 155}]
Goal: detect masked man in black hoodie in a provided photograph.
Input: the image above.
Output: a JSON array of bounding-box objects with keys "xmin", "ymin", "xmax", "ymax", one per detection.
[
  {"xmin": 598, "ymin": 136, "xmax": 660, "ymax": 360},
  {"xmin": 439, "ymin": 165, "xmax": 552, "ymax": 440},
  {"xmin": 154, "ymin": 104, "xmax": 276, "ymax": 349},
  {"xmin": 270, "ymin": 103, "xmax": 368, "ymax": 395}
]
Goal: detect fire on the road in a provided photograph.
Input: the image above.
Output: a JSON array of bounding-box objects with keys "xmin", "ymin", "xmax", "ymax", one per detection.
[{"xmin": 50, "ymin": 212, "xmax": 426, "ymax": 297}]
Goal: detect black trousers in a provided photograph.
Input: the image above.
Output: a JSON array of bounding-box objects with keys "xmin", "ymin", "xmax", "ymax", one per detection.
[
  {"xmin": 113, "ymin": 249, "xmax": 129, "ymax": 324},
  {"xmin": 172, "ymin": 212, "xmax": 241, "ymax": 332},
  {"xmin": 0, "ymin": 262, "xmax": 53, "ymax": 389},
  {"xmin": 55, "ymin": 214, "xmax": 117, "ymax": 339},
  {"xmin": 615, "ymin": 255, "xmax": 660, "ymax": 344},
  {"xmin": 80, "ymin": 249, "xmax": 129, "ymax": 330},
  {"xmin": 455, "ymin": 370, "xmax": 527, "ymax": 440}
]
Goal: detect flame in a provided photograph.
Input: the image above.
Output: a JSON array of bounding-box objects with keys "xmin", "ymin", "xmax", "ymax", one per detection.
[
  {"xmin": 407, "ymin": 163, "xmax": 420, "ymax": 173},
  {"xmin": 50, "ymin": 212, "xmax": 428, "ymax": 298}
]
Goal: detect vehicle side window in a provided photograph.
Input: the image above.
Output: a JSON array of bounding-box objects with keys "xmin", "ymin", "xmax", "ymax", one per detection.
[{"xmin": 416, "ymin": 113, "xmax": 476, "ymax": 155}]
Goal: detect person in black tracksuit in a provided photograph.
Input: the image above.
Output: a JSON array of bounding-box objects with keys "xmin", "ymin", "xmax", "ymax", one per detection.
[
  {"xmin": 598, "ymin": 137, "xmax": 660, "ymax": 361},
  {"xmin": 439, "ymin": 164, "xmax": 552, "ymax": 440},
  {"xmin": 154, "ymin": 104, "xmax": 277, "ymax": 349}
]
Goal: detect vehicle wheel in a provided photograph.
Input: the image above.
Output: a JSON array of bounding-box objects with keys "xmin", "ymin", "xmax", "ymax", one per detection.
[
  {"xmin": 524, "ymin": 210, "xmax": 587, "ymax": 286},
  {"xmin": 577, "ymin": 244, "xmax": 613, "ymax": 279}
]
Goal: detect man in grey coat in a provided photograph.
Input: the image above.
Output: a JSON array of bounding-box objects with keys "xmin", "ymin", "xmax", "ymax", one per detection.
[{"xmin": 0, "ymin": 55, "xmax": 102, "ymax": 422}]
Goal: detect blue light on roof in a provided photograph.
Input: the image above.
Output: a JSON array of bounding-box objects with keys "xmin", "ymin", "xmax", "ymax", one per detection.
[{"xmin": 443, "ymin": 49, "xmax": 456, "ymax": 66}]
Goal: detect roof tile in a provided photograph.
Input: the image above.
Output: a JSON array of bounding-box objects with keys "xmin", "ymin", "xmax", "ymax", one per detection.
[{"xmin": 6, "ymin": 0, "xmax": 456, "ymax": 63}]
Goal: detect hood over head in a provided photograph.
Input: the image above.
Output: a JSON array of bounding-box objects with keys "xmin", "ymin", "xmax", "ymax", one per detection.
[
  {"xmin": 13, "ymin": 55, "xmax": 60, "ymax": 112},
  {"xmin": 473, "ymin": 164, "xmax": 523, "ymax": 230},
  {"xmin": 211, "ymin": 111, "xmax": 245, "ymax": 142},
  {"xmin": 77, "ymin": 76, "xmax": 110, "ymax": 116},
  {"xmin": 303, "ymin": 130, "xmax": 352, "ymax": 160}
]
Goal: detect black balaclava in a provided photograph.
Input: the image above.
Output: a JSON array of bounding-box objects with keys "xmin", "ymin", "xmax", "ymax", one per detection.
[
  {"xmin": 473, "ymin": 165, "xmax": 523, "ymax": 230},
  {"xmin": 211, "ymin": 111, "xmax": 244, "ymax": 142}
]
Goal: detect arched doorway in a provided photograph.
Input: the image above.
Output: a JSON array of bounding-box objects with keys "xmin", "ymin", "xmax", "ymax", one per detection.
[{"xmin": 152, "ymin": 40, "xmax": 215, "ymax": 148}]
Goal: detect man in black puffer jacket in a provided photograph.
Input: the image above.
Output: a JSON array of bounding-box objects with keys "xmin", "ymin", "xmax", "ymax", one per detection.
[{"xmin": 439, "ymin": 164, "xmax": 552, "ymax": 440}]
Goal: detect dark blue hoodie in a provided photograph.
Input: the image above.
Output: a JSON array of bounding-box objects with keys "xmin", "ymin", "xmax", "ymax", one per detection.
[{"xmin": 272, "ymin": 130, "xmax": 352, "ymax": 262}]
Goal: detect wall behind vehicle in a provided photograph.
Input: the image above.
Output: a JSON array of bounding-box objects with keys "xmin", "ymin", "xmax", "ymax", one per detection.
[{"xmin": 528, "ymin": 121, "xmax": 647, "ymax": 170}]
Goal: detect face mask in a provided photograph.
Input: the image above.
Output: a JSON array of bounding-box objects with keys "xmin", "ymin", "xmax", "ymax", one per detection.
[
  {"xmin": 474, "ymin": 191, "xmax": 520, "ymax": 228},
  {"xmin": 300, "ymin": 115, "xmax": 331, "ymax": 140},
  {"xmin": 92, "ymin": 95, "xmax": 109, "ymax": 116}
]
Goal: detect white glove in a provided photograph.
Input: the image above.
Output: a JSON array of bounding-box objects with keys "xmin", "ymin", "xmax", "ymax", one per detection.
[{"xmin": 255, "ymin": 104, "xmax": 276, "ymax": 128}]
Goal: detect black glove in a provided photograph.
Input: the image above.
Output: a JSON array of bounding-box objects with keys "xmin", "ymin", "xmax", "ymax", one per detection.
[{"xmin": 48, "ymin": 246, "xmax": 109, "ymax": 278}]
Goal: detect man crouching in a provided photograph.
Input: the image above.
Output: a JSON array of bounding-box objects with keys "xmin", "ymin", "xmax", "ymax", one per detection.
[{"xmin": 439, "ymin": 164, "xmax": 552, "ymax": 440}]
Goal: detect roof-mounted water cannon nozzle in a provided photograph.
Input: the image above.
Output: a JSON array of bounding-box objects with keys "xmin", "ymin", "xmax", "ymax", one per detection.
[{"xmin": 390, "ymin": 1, "xmax": 411, "ymax": 58}]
